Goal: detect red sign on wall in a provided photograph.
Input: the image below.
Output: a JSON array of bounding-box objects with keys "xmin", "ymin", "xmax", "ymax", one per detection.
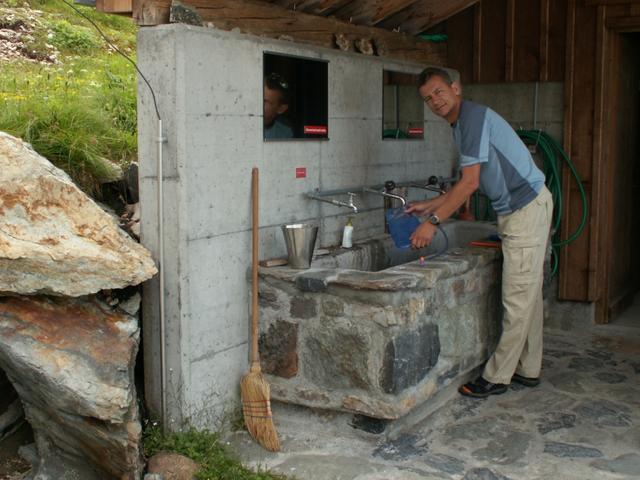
[
  {"xmin": 408, "ymin": 127, "xmax": 424, "ymax": 136},
  {"xmin": 304, "ymin": 125, "xmax": 328, "ymax": 135},
  {"xmin": 295, "ymin": 167, "xmax": 307, "ymax": 179}
]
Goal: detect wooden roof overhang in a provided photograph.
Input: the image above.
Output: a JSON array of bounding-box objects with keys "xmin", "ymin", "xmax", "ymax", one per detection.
[{"xmin": 101, "ymin": 0, "xmax": 483, "ymax": 65}]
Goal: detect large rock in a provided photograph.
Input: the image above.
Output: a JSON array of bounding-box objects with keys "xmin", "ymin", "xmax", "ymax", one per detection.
[
  {"xmin": 0, "ymin": 132, "xmax": 157, "ymax": 296},
  {"xmin": 0, "ymin": 295, "xmax": 143, "ymax": 480}
]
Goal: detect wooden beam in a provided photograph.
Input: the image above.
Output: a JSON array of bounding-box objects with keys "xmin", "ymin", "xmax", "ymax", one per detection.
[
  {"xmin": 473, "ymin": 2, "xmax": 482, "ymax": 82},
  {"xmin": 560, "ymin": 0, "xmax": 581, "ymax": 301},
  {"xmin": 605, "ymin": 15, "xmax": 640, "ymax": 31},
  {"xmin": 329, "ymin": 1, "xmax": 420, "ymax": 26},
  {"xmin": 505, "ymin": 0, "xmax": 515, "ymax": 82},
  {"xmin": 539, "ymin": 0, "xmax": 550, "ymax": 81},
  {"xmin": 591, "ymin": 5, "xmax": 608, "ymax": 317},
  {"xmin": 382, "ymin": 0, "xmax": 480, "ymax": 35},
  {"xmin": 97, "ymin": 0, "xmax": 132, "ymax": 13},
  {"xmin": 585, "ymin": 0, "xmax": 640, "ymax": 5},
  {"xmin": 269, "ymin": 0, "xmax": 357, "ymax": 16},
  {"xmin": 133, "ymin": 0, "xmax": 446, "ymax": 65}
]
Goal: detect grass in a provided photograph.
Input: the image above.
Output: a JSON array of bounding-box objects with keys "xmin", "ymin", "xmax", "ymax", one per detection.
[
  {"xmin": 143, "ymin": 423, "xmax": 295, "ymax": 480},
  {"xmin": 0, "ymin": 0, "xmax": 138, "ymax": 195}
]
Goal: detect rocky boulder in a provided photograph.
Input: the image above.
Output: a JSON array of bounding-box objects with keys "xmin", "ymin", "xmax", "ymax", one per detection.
[
  {"xmin": 0, "ymin": 295, "xmax": 143, "ymax": 480},
  {"xmin": 0, "ymin": 131, "xmax": 157, "ymax": 296}
]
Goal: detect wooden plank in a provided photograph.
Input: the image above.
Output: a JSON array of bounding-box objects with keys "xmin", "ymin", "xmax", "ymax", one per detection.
[
  {"xmin": 547, "ymin": 0, "xmax": 566, "ymax": 81},
  {"xmin": 97, "ymin": 0, "xmax": 133, "ymax": 13},
  {"xmin": 328, "ymin": 0, "xmax": 420, "ymax": 26},
  {"xmin": 513, "ymin": 0, "xmax": 540, "ymax": 81},
  {"xmin": 591, "ymin": 5, "xmax": 607, "ymax": 317},
  {"xmin": 384, "ymin": 0, "xmax": 480, "ymax": 35},
  {"xmin": 585, "ymin": 0, "xmax": 640, "ymax": 5},
  {"xmin": 478, "ymin": 0, "xmax": 506, "ymax": 83},
  {"xmin": 505, "ymin": 0, "xmax": 515, "ymax": 82},
  {"xmin": 539, "ymin": 0, "xmax": 550, "ymax": 81},
  {"xmin": 445, "ymin": 4, "xmax": 475, "ymax": 84},
  {"xmin": 133, "ymin": 0, "xmax": 170, "ymax": 25},
  {"xmin": 605, "ymin": 15, "xmax": 640, "ymax": 30},
  {"xmin": 473, "ymin": 2, "xmax": 482, "ymax": 82},
  {"xmin": 559, "ymin": 0, "xmax": 595, "ymax": 302},
  {"xmin": 133, "ymin": 0, "xmax": 447, "ymax": 65},
  {"xmin": 270, "ymin": 0, "xmax": 353, "ymax": 15}
]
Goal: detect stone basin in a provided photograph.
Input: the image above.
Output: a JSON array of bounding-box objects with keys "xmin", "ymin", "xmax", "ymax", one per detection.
[{"xmin": 258, "ymin": 220, "xmax": 503, "ymax": 420}]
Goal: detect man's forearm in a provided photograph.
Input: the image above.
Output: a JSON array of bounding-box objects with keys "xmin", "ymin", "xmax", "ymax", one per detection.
[
  {"xmin": 431, "ymin": 166, "xmax": 480, "ymax": 220},
  {"xmin": 423, "ymin": 193, "xmax": 448, "ymax": 213}
]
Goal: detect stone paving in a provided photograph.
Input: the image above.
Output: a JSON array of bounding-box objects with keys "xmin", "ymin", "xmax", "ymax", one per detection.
[{"xmin": 226, "ymin": 322, "xmax": 640, "ymax": 479}]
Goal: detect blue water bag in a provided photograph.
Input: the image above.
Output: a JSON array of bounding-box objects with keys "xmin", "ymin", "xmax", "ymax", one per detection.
[{"xmin": 386, "ymin": 208, "xmax": 420, "ymax": 249}]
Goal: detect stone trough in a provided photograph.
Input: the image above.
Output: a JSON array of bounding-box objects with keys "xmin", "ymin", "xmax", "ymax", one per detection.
[{"xmin": 258, "ymin": 220, "xmax": 503, "ymax": 421}]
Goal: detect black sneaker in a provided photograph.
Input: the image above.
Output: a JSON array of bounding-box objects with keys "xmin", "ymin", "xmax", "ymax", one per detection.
[
  {"xmin": 511, "ymin": 373, "xmax": 540, "ymax": 387},
  {"xmin": 459, "ymin": 376, "xmax": 508, "ymax": 398}
]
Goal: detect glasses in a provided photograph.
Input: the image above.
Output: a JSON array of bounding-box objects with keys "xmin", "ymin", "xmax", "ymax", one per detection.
[{"xmin": 267, "ymin": 73, "xmax": 289, "ymax": 90}]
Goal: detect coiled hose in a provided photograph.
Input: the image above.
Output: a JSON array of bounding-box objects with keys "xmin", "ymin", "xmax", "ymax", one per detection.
[{"xmin": 472, "ymin": 130, "xmax": 588, "ymax": 277}]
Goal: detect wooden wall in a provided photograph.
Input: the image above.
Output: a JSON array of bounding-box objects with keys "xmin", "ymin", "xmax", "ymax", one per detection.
[
  {"xmin": 437, "ymin": 0, "xmax": 640, "ymax": 322},
  {"xmin": 563, "ymin": 0, "xmax": 640, "ymax": 322},
  {"xmin": 436, "ymin": 0, "xmax": 566, "ymax": 84}
]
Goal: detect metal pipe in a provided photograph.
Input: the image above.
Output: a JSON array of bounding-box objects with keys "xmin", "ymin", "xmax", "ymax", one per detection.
[
  {"xmin": 307, "ymin": 180, "xmax": 425, "ymax": 198},
  {"xmin": 157, "ymin": 118, "xmax": 167, "ymax": 431},
  {"xmin": 305, "ymin": 192, "xmax": 358, "ymax": 214},
  {"xmin": 409, "ymin": 183, "xmax": 446, "ymax": 195},
  {"xmin": 361, "ymin": 187, "xmax": 406, "ymax": 206}
]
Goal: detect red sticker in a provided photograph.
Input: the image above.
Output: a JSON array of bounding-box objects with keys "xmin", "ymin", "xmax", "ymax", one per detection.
[
  {"xmin": 304, "ymin": 125, "xmax": 328, "ymax": 135},
  {"xmin": 295, "ymin": 167, "xmax": 307, "ymax": 179},
  {"xmin": 408, "ymin": 127, "xmax": 424, "ymax": 136}
]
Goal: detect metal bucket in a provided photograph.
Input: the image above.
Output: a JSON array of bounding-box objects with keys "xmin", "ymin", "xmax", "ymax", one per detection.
[{"xmin": 281, "ymin": 223, "xmax": 318, "ymax": 269}]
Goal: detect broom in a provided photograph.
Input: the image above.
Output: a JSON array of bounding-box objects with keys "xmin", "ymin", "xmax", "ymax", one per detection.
[{"xmin": 240, "ymin": 167, "xmax": 281, "ymax": 452}]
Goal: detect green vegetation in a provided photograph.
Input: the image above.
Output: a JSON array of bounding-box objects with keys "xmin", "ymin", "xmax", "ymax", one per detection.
[
  {"xmin": 143, "ymin": 424, "xmax": 295, "ymax": 480},
  {"xmin": 0, "ymin": 0, "xmax": 137, "ymax": 194}
]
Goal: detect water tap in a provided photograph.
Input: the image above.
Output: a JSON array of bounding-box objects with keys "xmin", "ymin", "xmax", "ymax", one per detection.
[{"xmin": 362, "ymin": 182, "xmax": 407, "ymax": 206}]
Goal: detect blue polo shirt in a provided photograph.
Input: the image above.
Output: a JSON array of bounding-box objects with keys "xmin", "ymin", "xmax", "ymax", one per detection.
[{"xmin": 452, "ymin": 100, "xmax": 544, "ymax": 215}]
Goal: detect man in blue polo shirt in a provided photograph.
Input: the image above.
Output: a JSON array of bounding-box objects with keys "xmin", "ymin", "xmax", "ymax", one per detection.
[{"xmin": 406, "ymin": 67, "xmax": 553, "ymax": 398}]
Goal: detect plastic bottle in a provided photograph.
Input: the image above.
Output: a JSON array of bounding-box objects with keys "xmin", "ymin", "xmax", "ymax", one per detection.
[{"xmin": 341, "ymin": 217, "xmax": 353, "ymax": 248}]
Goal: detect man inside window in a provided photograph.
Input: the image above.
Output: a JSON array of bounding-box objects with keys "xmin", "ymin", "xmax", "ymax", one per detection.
[{"xmin": 264, "ymin": 73, "xmax": 294, "ymax": 139}]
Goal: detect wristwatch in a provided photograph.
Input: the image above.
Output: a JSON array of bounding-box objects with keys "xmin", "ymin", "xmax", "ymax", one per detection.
[{"xmin": 428, "ymin": 213, "xmax": 441, "ymax": 225}]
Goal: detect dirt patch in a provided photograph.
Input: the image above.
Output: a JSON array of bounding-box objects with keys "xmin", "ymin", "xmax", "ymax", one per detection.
[{"xmin": 0, "ymin": 6, "xmax": 58, "ymax": 63}]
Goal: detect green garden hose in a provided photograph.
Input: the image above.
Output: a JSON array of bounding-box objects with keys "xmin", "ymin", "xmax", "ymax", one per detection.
[
  {"xmin": 470, "ymin": 130, "xmax": 588, "ymax": 277},
  {"xmin": 518, "ymin": 129, "xmax": 588, "ymax": 276}
]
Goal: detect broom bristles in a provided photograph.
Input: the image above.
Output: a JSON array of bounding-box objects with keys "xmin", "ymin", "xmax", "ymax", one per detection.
[{"xmin": 240, "ymin": 366, "xmax": 281, "ymax": 452}]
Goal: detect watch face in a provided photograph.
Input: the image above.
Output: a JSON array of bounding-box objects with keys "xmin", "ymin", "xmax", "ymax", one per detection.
[{"xmin": 430, "ymin": 215, "xmax": 440, "ymax": 225}]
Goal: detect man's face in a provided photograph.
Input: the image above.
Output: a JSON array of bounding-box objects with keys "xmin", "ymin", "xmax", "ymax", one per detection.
[
  {"xmin": 263, "ymin": 86, "xmax": 288, "ymax": 127},
  {"xmin": 418, "ymin": 75, "xmax": 462, "ymax": 123}
]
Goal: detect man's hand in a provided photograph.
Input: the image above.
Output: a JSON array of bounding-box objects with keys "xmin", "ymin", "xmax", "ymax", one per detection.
[
  {"xmin": 410, "ymin": 221, "xmax": 437, "ymax": 249},
  {"xmin": 405, "ymin": 199, "xmax": 436, "ymax": 216}
]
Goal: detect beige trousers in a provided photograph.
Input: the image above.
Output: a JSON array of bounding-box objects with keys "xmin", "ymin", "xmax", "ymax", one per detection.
[{"xmin": 483, "ymin": 186, "xmax": 553, "ymax": 384}]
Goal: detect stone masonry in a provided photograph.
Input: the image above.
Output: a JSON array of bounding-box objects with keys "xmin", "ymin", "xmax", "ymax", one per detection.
[{"xmin": 258, "ymin": 221, "xmax": 502, "ymax": 420}]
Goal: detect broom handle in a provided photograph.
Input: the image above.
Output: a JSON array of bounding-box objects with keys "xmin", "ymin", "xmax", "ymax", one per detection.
[{"xmin": 251, "ymin": 167, "xmax": 259, "ymax": 365}]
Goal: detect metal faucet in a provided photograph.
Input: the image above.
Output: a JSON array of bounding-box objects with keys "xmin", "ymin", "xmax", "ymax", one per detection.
[
  {"xmin": 305, "ymin": 191, "xmax": 359, "ymax": 214},
  {"xmin": 362, "ymin": 181, "xmax": 407, "ymax": 206}
]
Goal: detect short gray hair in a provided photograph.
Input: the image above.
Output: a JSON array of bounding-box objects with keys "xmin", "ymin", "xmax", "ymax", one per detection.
[{"xmin": 417, "ymin": 67, "xmax": 455, "ymax": 88}]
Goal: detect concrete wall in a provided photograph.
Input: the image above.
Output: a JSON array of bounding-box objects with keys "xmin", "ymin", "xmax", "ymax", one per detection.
[
  {"xmin": 463, "ymin": 82, "xmax": 564, "ymax": 143},
  {"xmin": 136, "ymin": 24, "xmax": 568, "ymax": 429},
  {"xmin": 137, "ymin": 25, "xmax": 459, "ymax": 429},
  {"xmin": 137, "ymin": 25, "xmax": 567, "ymax": 428}
]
